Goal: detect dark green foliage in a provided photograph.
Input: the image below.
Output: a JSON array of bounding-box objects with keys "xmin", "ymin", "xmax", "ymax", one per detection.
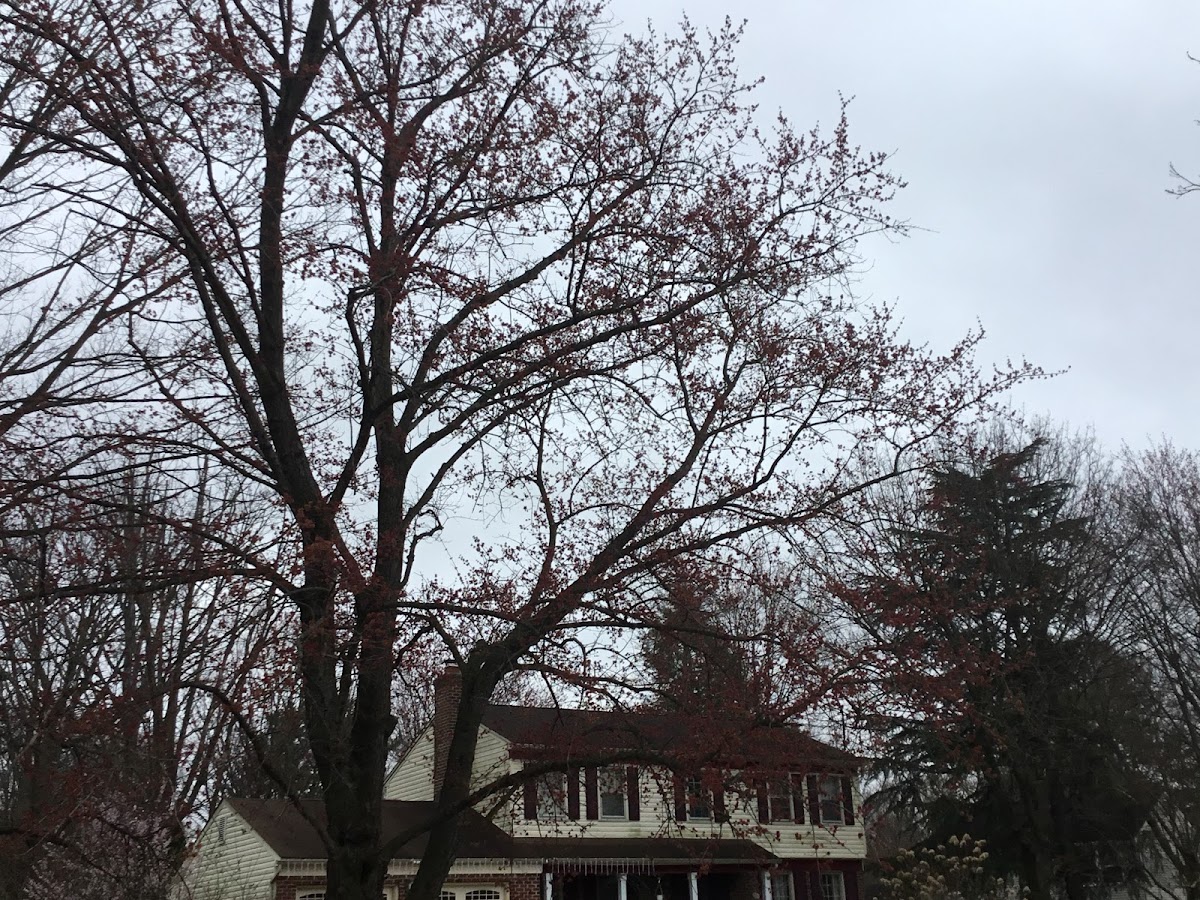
[
  {"xmin": 640, "ymin": 589, "xmax": 750, "ymax": 712},
  {"xmin": 856, "ymin": 439, "xmax": 1152, "ymax": 900},
  {"xmin": 218, "ymin": 705, "xmax": 323, "ymax": 800}
]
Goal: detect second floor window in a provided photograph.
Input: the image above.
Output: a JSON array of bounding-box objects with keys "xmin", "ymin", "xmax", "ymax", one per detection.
[
  {"xmin": 817, "ymin": 776, "xmax": 844, "ymax": 824},
  {"xmin": 538, "ymin": 772, "xmax": 569, "ymax": 821},
  {"xmin": 598, "ymin": 767, "xmax": 627, "ymax": 819},
  {"xmin": 686, "ymin": 775, "xmax": 711, "ymax": 820},
  {"xmin": 768, "ymin": 777, "xmax": 795, "ymax": 822}
]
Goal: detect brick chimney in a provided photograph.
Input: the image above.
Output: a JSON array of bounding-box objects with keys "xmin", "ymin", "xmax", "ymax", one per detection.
[{"xmin": 432, "ymin": 663, "xmax": 462, "ymax": 795}]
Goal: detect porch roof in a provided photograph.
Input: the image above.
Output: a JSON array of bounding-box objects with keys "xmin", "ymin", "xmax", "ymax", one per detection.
[
  {"xmin": 228, "ymin": 798, "xmax": 512, "ymax": 860},
  {"xmin": 226, "ymin": 798, "xmax": 780, "ymax": 868}
]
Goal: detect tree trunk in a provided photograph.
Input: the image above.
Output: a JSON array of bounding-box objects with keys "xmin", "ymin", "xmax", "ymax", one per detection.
[
  {"xmin": 327, "ymin": 845, "xmax": 387, "ymax": 900},
  {"xmin": 405, "ymin": 664, "xmax": 496, "ymax": 900}
]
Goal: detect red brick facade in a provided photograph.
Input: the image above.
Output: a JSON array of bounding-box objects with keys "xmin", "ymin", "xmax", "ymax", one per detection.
[
  {"xmin": 273, "ymin": 872, "xmax": 542, "ymax": 900},
  {"xmin": 432, "ymin": 665, "xmax": 463, "ymax": 794}
]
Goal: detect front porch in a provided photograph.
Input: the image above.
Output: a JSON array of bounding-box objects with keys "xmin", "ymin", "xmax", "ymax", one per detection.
[
  {"xmin": 554, "ymin": 871, "xmax": 750, "ymax": 900},
  {"xmin": 540, "ymin": 862, "xmax": 860, "ymax": 900}
]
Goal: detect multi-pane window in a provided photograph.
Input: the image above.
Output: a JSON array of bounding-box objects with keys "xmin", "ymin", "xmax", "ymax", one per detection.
[
  {"xmin": 537, "ymin": 772, "xmax": 569, "ymax": 820},
  {"xmin": 768, "ymin": 778, "xmax": 795, "ymax": 822},
  {"xmin": 598, "ymin": 767, "xmax": 627, "ymax": 819},
  {"xmin": 441, "ymin": 888, "xmax": 504, "ymax": 900},
  {"xmin": 770, "ymin": 873, "xmax": 794, "ymax": 900},
  {"xmin": 819, "ymin": 873, "xmax": 846, "ymax": 900},
  {"xmin": 817, "ymin": 776, "xmax": 844, "ymax": 824},
  {"xmin": 686, "ymin": 775, "xmax": 711, "ymax": 820}
]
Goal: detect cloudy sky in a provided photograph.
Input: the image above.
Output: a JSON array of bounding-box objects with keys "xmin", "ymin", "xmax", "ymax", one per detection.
[{"xmin": 610, "ymin": 0, "xmax": 1200, "ymax": 452}]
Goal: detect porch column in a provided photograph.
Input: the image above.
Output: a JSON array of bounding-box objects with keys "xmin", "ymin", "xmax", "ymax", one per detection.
[
  {"xmin": 543, "ymin": 873, "xmax": 553, "ymax": 900},
  {"xmin": 761, "ymin": 871, "xmax": 773, "ymax": 900},
  {"xmin": 618, "ymin": 873, "xmax": 628, "ymax": 900},
  {"xmin": 688, "ymin": 872, "xmax": 699, "ymax": 900}
]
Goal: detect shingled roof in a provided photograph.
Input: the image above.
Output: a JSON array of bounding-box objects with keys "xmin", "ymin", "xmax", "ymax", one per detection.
[
  {"xmin": 480, "ymin": 704, "xmax": 859, "ymax": 769},
  {"xmin": 511, "ymin": 836, "xmax": 778, "ymax": 865},
  {"xmin": 226, "ymin": 798, "xmax": 513, "ymax": 860},
  {"xmin": 225, "ymin": 797, "xmax": 781, "ymax": 864}
]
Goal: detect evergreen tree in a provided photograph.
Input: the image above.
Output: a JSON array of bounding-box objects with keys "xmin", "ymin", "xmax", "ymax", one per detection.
[
  {"xmin": 849, "ymin": 439, "xmax": 1152, "ymax": 900},
  {"xmin": 640, "ymin": 574, "xmax": 750, "ymax": 711}
]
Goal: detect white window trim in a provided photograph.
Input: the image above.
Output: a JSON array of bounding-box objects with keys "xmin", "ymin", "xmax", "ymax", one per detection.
[
  {"xmin": 817, "ymin": 776, "xmax": 845, "ymax": 824},
  {"xmin": 440, "ymin": 886, "xmax": 507, "ymax": 900},
  {"xmin": 767, "ymin": 777, "xmax": 796, "ymax": 823},
  {"xmin": 770, "ymin": 871, "xmax": 794, "ymax": 900},
  {"xmin": 297, "ymin": 888, "xmax": 399, "ymax": 900},
  {"xmin": 598, "ymin": 767, "xmax": 628, "ymax": 820},
  {"xmin": 685, "ymin": 775, "xmax": 712, "ymax": 821},
  {"xmin": 819, "ymin": 872, "xmax": 846, "ymax": 900},
  {"xmin": 537, "ymin": 771, "xmax": 570, "ymax": 821}
]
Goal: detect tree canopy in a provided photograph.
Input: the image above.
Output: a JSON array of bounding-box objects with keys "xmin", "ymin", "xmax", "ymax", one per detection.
[
  {"xmin": 843, "ymin": 439, "xmax": 1153, "ymax": 900},
  {"xmin": 0, "ymin": 0, "xmax": 1026, "ymax": 895}
]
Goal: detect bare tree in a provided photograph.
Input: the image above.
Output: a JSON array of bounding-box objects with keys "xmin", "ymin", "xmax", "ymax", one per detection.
[
  {"xmin": 1118, "ymin": 444, "xmax": 1200, "ymax": 900},
  {"xmin": 0, "ymin": 465, "xmax": 288, "ymax": 900},
  {"xmin": 0, "ymin": 0, "xmax": 1031, "ymax": 897}
]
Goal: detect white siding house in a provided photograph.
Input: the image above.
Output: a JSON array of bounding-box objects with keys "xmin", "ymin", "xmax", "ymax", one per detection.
[
  {"xmin": 190, "ymin": 666, "xmax": 867, "ymax": 900},
  {"xmin": 181, "ymin": 800, "xmax": 280, "ymax": 900}
]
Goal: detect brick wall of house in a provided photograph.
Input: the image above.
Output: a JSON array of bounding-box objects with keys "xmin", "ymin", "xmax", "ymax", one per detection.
[
  {"xmin": 432, "ymin": 664, "xmax": 463, "ymax": 794},
  {"xmin": 273, "ymin": 872, "xmax": 543, "ymax": 900},
  {"xmin": 727, "ymin": 870, "xmax": 759, "ymax": 900}
]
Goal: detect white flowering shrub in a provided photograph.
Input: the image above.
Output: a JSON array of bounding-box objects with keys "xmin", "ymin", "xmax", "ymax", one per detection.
[{"xmin": 879, "ymin": 835, "xmax": 1015, "ymax": 900}]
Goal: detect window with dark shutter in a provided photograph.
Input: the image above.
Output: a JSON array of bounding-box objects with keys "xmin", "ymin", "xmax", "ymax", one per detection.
[
  {"xmin": 840, "ymin": 776, "xmax": 855, "ymax": 825},
  {"xmin": 790, "ymin": 773, "xmax": 805, "ymax": 824},
  {"xmin": 523, "ymin": 778, "xmax": 538, "ymax": 820},
  {"xmin": 767, "ymin": 778, "xmax": 793, "ymax": 822},
  {"xmin": 567, "ymin": 767, "xmax": 580, "ymax": 819},
  {"xmin": 685, "ymin": 775, "xmax": 711, "ymax": 820},
  {"xmin": 673, "ymin": 776, "xmax": 687, "ymax": 822},
  {"xmin": 843, "ymin": 868, "xmax": 859, "ymax": 900},
  {"xmin": 530, "ymin": 772, "xmax": 568, "ymax": 821},
  {"xmin": 598, "ymin": 767, "xmax": 627, "ymax": 819},
  {"xmin": 626, "ymin": 766, "xmax": 640, "ymax": 821},
  {"xmin": 816, "ymin": 776, "xmax": 843, "ymax": 824},
  {"xmin": 584, "ymin": 767, "xmax": 599, "ymax": 820},
  {"xmin": 806, "ymin": 775, "xmax": 820, "ymax": 824},
  {"xmin": 713, "ymin": 784, "xmax": 727, "ymax": 822}
]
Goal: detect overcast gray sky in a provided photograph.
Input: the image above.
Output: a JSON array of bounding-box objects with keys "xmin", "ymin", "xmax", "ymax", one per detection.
[{"xmin": 610, "ymin": 0, "xmax": 1200, "ymax": 452}]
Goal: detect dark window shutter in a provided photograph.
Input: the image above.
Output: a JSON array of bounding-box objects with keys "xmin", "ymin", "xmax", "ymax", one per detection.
[
  {"xmin": 523, "ymin": 778, "xmax": 538, "ymax": 820},
  {"xmin": 807, "ymin": 872, "xmax": 820, "ymax": 900},
  {"xmin": 585, "ymin": 767, "xmax": 599, "ymax": 820},
  {"xmin": 791, "ymin": 773, "xmax": 805, "ymax": 824},
  {"xmin": 714, "ymin": 782, "xmax": 728, "ymax": 823},
  {"xmin": 844, "ymin": 868, "xmax": 860, "ymax": 900},
  {"xmin": 806, "ymin": 775, "xmax": 820, "ymax": 824},
  {"xmin": 841, "ymin": 776, "xmax": 855, "ymax": 825},
  {"xmin": 626, "ymin": 766, "xmax": 640, "ymax": 821},
  {"xmin": 567, "ymin": 767, "xmax": 580, "ymax": 820},
  {"xmin": 673, "ymin": 776, "xmax": 687, "ymax": 822},
  {"xmin": 756, "ymin": 782, "xmax": 770, "ymax": 823}
]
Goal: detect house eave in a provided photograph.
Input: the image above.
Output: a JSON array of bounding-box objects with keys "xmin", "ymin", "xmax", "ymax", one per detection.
[{"xmin": 276, "ymin": 858, "xmax": 547, "ymax": 878}]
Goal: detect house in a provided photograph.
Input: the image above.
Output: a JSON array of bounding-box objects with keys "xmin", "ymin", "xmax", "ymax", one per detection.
[{"xmin": 185, "ymin": 667, "xmax": 866, "ymax": 900}]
